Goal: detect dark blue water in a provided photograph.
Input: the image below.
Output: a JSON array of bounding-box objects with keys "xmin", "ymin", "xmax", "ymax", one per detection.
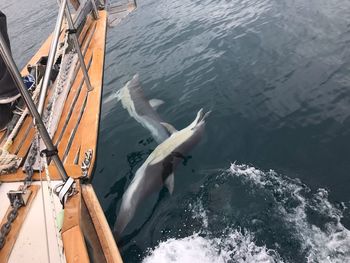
[{"xmin": 3, "ymin": 0, "xmax": 350, "ymax": 261}]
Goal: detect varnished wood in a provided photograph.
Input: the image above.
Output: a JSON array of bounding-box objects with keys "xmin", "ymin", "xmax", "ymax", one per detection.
[
  {"xmin": 0, "ymin": 8, "xmax": 121, "ymax": 263},
  {"xmin": 78, "ymin": 11, "xmax": 107, "ymax": 178},
  {"xmin": 62, "ymin": 226, "xmax": 90, "ymax": 263},
  {"xmin": 62, "ymin": 181, "xmax": 90, "ymax": 263},
  {"xmin": 0, "ymin": 13, "xmax": 98, "ymax": 183},
  {"xmin": 0, "ymin": 185, "xmax": 40, "ymax": 263},
  {"xmin": 81, "ymin": 193, "xmax": 107, "ymax": 263},
  {"xmin": 82, "ymin": 184, "xmax": 123, "ymax": 263}
]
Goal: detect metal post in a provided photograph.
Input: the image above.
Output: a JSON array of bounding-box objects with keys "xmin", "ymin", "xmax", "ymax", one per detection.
[
  {"xmin": 37, "ymin": 0, "xmax": 68, "ymax": 116},
  {"xmin": 64, "ymin": 3, "xmax": 94, "ymax": 91},
  {"xmin": 90, "ymin": 0, "xmax": 100, "ymax": 20},
  {"xmin": 0, "ymin": 33, "xmax": 69, "ymax": 181}
]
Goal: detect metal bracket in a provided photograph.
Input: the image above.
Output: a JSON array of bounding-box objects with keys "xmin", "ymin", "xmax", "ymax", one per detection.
[
  {"xmin": 40, "ymin": 147, "xmax": 58, "ymax": 157},
  {"xmin": 81, "ymin": 149, "xmax": 93, "ymax": 178},
  {"xmin": 66, "ymin": 28, "xmax": 78, "ymax": 34},
  {"xmin": 55, "ymin": 177, "xmax": 75, "ymax": 205},
  {"xmin": 7, "ymin": 187, "xmax": 32, "ymax": 207}
]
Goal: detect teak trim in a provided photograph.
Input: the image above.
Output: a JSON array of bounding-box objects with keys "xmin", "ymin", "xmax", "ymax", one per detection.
[
  {"xmin": 61, "ymin": 181, "xmax": 90, "ymax": 263},
  {"xmin": 0, "ymin": 185, "xmax": 40, "ymax": 263},
  {"xmin": 82, "ymin": 184, "xmax": 123, "ymax": 263}
]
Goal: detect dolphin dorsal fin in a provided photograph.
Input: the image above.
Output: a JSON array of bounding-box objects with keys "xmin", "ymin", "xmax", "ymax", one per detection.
[
  {"xmin": 165, "ymin": 173, "xmax": 175, "ymax": 195},
  {"xmin": 160, "ymin": 122, "xmax": 178, "ymax": 134},
  {"xmin": 149, "ymin": 99, "xmax": 164, "ymax": 110}
]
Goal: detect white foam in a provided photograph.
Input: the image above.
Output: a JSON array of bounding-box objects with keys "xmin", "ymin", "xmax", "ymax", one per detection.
[
  {"xmin": 144, "ymin": 196, "xmax": 282, "ymax": 263},
  {"xmin": 142, "ymin": 163, "xmax": 350, "ymax": 263},
  {"xmin": 143, "ymin": 230, "xmax": 281, "ymax": 263},
  {"xmin": 188, "ymin": 199, "xmax": 208, "ymax": 229},
  {"xmin": 229, "ymin": 163, "xmax": 350, "ymax": 263}
]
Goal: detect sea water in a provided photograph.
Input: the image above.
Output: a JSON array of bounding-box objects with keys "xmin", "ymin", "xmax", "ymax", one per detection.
[{"xmin": 3, "ymin": 0, "xmax": 350, "ymax": 261}]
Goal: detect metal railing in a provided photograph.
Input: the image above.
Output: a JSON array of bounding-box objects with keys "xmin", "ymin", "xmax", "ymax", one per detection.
[
  {"xmin": 0, "ymin": 0, "xmax": 100, "ymax": 189},
  {"xmin": 0, "ymin": 32, "xmax": 69, "ymax": 181},
  {"xmin": 38, "ymin": 0, "xmax": 98, "ymax": 116}
]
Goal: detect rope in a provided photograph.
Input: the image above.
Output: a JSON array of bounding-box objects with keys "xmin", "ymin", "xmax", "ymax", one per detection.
[
  {"xmin": 0, "ymin": 74, "xmax": 43, "ymax": 174},
  {"xmin": 0, "ymin": 149, "xmax": 21, "ymax": 174},
  {"xmin": 38, "ymin": 33, "xmax": 70, "ymax": 263},
  {"xmin": 38, "ymin": 135, "xmax": 51, "ymax": 263},
  {"xmin": 43, "ymin": 154, "xmax": 66, "ymax": 263}
]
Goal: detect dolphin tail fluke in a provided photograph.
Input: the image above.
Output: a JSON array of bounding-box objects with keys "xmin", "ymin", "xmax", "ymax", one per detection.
[
  {"xmin": 202, "ymin": 110, "xmax": 211, "ymax": 121},
  {"xmin": 164, "ymin": 173, "xmax": 175, "ymax": 194}
]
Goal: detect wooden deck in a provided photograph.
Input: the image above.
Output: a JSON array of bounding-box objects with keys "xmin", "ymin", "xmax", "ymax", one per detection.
[
  {"xmin": 0, "ymin": 11, "xmax": 107, "ymax": 182},
  {"xmin": 0, "ymin": 9, "xmax": 124, "ymax": 262}
]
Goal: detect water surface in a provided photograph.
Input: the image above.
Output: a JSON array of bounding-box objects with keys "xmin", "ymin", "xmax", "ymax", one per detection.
[{"xmin": 2, "ymin": 0, "xmax": 350, "ymax": 262}]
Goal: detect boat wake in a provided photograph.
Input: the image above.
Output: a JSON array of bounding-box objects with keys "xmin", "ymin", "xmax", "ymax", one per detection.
[
  {"xmin": 142, "ymin": 163, "xmax": 350, "ymax": 263},
  {"xmin": 143, "ymin": 228, "xmax": 280, "ymax": 263}
]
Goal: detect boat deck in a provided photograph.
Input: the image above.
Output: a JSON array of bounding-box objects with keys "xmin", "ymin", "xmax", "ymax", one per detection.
[
  {"xmin": 0, "ymin": 11, "xmax": 106, "ymax": 183},
  {"xmin": 0, "ymin": 10, "xmax": 124, "ymax": 263},
  {"xmin": 0, "ymin": 181, "xmax": 63, "ymax": 262}
]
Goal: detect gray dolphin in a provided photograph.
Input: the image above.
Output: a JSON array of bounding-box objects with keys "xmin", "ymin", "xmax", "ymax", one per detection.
[
  {"xmin": 117, "ymin": 74, "xmax": 170, "ymax": 143},
  {"xmin": 114, "ymin": 109, "xmax": 210, "ymax": 237}
]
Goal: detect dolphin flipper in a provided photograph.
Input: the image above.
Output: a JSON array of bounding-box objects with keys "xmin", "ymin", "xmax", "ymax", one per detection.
[
  {"xmin": 160, "ymin": 122, "xmax": 178, "ymax": 134},
  {"xmin": 164, "ymin": 173, "xmax": 174, "ymax": 194},
  {"xmin": 149, "ymin": 99, "xmax": 164, "ymax": 110}
]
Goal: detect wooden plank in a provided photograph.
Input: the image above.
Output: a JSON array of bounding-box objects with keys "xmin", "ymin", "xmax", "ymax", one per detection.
[
  {"xmin": 0, "ymin": 12, "xmax": 94, "ymax": 181},
  {"xmin": 79, "ymin": 11, "xmax": 107, "ymax": 178},
  {"xmin": 62, "ymin": 181, "xmax": 90, "ymax": 263},
  {"xmin": 7, "ymin": 117, "xmax": 33, "ymax": 154},
  {"xmin": 53, "ymin": 27, "xmax": 95, "ymax": 150},
  {"xmin": 81, "ymin": 193, "xmax": 107, "ymax": 263},
  {"xmin": 1, "ymin": 12, "xmax": 106, "ymax": 182},
  {"xmin": 82, "ymin": 184, "xmax": 123, "ymax": 263},
  {"xmin": 64, "ymin": 29, "xmax": 97, "ymax": 164},
  {"xmin": 5, "ymin": 16, "xmax": 92, "ymax": 155},
  {"xmin": 0, "ymin": 185, "xmax": 40, "ymax": 263},
  {"xmin": 0, "ymin": 164, "xmax": 81, "ymax": 182},
  {"xmin": 53, "ymin": 27, "xmax": 95, "ymax": 164},
  {"xmin": 62, "ymin": 226, "xmax": 90, "ymax": 263}
]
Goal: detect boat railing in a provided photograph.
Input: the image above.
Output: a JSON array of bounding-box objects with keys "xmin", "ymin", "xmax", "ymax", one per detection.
[
  {"xmin": 0, "ymin": 0, "xmax": 101, "ymax": 203},
  {"xmin": 38, "ymin": 0, "xmax": 98, "ymax": 116}
]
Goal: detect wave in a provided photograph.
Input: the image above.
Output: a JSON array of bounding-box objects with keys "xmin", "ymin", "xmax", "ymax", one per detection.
[
  {"xmin": 229, "ymin": 163, "xmax": 350, "ymax": 262},
  {"xmin": 142, "ymin": 163, "xmax": 350, "ymax": 263},
  {"xmin": 143, "ymin": 229, "xmax": 281, "ymax": 263}
]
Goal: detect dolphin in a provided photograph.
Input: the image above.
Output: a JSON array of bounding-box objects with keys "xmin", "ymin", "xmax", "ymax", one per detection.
[
  {"xmin": 114, "ymin": 109, "xmax": 210, "ymax": 237},
  {"xmin": 116, "ymin": 74, "xmax": 170, "ymax": 143}
]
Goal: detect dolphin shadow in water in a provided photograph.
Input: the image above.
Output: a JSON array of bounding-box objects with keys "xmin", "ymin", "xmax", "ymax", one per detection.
[{"xmin": 105, "ymin": 147, "xmax": 155, "ymax": 198}]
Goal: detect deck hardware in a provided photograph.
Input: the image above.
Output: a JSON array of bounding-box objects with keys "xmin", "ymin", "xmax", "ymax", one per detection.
[
  {"xmin": 81, "ymin": 149, "xmax": 93, "ymax": 178},
  {"xmin": 40, "ymin": 147, "xmax": 59, "ymax": 158},
  {"xmin": 63, "ymin": 1, "xmax": 94, "ymax": 91},
  {"xmin": 38, "ymin": 0, "xmax": 68, "ymax": 116},
  {"xmin": 0, "ymin": 31, "xmax": 69, "ymax": 182},
  {"xmin": 66, "ymin": 28, "xmax": 78, "ymax": 34},
  {"xmin": 7, "ymin": 188, "xmax": 32, "ymax": 207},
  {"xmin": 0, "ymin": 195, "xmax": 22, "ymax": 250},
  {"xmin": 90, "ymin": 0, "xmax": 100, "ymax": 20},
  {"xmin": 55, "ymin": 177, "xmax": 76, "ymax": 205}
]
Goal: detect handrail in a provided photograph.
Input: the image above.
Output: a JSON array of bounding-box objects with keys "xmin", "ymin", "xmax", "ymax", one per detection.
[
  {"xmin": 39, "ymin": 0, "xmax": 97, "ymax": 115},
  {"xmin": 37, "ymin": 0, "xmax": 68, "ymax": 116},
  {"xmin": 0, "ymin": 32, "xmax": 69, "ymax": 181},
  {"xmin": 64, "ymin": 2, "xmax": 94, "ymax": 91}
]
